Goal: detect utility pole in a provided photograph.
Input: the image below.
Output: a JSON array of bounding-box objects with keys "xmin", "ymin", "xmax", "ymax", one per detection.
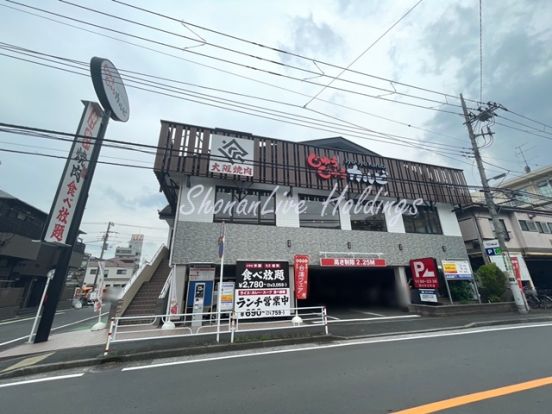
[
  {"xmin": 92, "ymin": 221, "xmax": 115, "ymax": 291},
  {"xmin": 460, "ymin": 94, "xmax": 528, "ymax": 313}
]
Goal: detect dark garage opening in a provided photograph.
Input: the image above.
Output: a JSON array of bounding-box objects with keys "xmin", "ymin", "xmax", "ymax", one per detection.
[{"xmin": 302, "ymin": 266, "xmax": 398, "ymax": 309}]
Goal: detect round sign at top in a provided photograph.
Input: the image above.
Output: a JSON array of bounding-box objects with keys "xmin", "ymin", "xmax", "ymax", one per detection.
[{"xmin": 90, "ymin": 57, "xmax": 130, "ymax": 122}]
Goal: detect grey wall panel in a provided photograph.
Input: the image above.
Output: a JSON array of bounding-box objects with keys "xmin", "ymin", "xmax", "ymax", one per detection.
[{"xmin": 172, "ymin": 222, "xmax": 468, "ymax": 266}]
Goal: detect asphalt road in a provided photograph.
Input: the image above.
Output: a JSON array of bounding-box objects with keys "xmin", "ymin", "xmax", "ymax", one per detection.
[
  {"xmin": 1, "ymin": 322, "xmax": 551, "ymax": 413},
  {"xmin": 0, "ymin": 307, "xmax": 98, "ymax": 348}
]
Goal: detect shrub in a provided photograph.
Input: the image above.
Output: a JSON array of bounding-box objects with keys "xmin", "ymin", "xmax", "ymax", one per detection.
[
  {"xmin": 449, "ymin": 280, "xmax": 474, "ymax": 303},
  {"xmin": 476, "ymin": 263, "xmax": 507, "ymax": 302}
]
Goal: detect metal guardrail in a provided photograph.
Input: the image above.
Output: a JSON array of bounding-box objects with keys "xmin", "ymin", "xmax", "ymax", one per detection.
[{"xmin": 104, "ymin": 306, "xmax": 328, "ymax": 355}]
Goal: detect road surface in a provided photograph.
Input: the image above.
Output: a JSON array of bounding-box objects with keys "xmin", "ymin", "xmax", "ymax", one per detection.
[
  {"xmin": 0, "ymin": 307, "xmax": 98, "ymax": 348},
  {"xmin": 1, "ymin": 321, "xmax": 551, "ymax": 413}
]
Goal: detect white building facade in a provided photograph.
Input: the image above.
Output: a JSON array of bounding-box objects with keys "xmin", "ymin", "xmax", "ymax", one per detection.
[{"xmin": 154, "ymin": 122, "xmax": 472, "ymax": 312}]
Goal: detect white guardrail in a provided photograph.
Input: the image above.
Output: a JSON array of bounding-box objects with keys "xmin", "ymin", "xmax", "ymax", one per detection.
[{"xmin": 104, "ymin": 306, "xmax": 328, "ymax": 355}]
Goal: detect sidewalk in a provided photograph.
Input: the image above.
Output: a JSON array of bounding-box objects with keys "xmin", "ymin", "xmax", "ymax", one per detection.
[{"xmin": 1, "ymin": 310, "xmax": 552, "ymax": 379}]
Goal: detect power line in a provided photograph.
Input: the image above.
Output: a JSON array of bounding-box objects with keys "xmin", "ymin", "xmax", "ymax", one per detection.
[
  {"xmin": 0, "ymin": 6, "xmax": 467, "ymax": 146},
  {"xmin": 0, "ymin": 49, "xmax": 472, "ymax": 160},
  {"xmin": 479, "ymin": 0, "xmax": 483, "ymax": 102},
  {"xmin": 303, "ymin": 0, "xmax": 424, "ymax": 107},
  {"xmin": 0, "ymin": 41, "xmax": 470, "ymax": 152},
  {"xmin": 6, "ymin": 0, "xmax": 467, "ymax": 116},
  {"xmin": 111, "ymin": 0, "xmax": 484, "ymax": 106}
]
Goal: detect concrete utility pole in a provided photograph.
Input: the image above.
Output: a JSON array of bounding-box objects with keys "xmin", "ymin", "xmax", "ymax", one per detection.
[
  {"xmin": 460, "ymin": 94, "xmax": 528, "ymax": 313},
  {"xmin": 92, "ymin": 221, "xmax": 115, "ymax": 291}
]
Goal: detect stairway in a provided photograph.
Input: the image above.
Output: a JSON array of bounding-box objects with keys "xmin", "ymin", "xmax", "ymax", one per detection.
[{"xmin": 122, "ymin": 256, "xmax": 170, "ymax": 318}]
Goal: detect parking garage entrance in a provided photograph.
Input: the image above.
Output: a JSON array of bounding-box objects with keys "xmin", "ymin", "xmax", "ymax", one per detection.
[{"xmin": 301, "ymin": 266, "xmax": 398, "ymax": 310}]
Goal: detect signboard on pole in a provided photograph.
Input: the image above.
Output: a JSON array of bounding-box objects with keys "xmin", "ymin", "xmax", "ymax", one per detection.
[
  {"xmin": 218, "ymin": 281, "xmax": 235, "ymax": 312},
  {"xmin": 483, "ymin": 240, "xmax": 502, "ymax": 256},
  {"xmin": 294, "ymin": 255, "xmax": 309, "ymax": 300},
  {"xmin": 320, "ymin": 258, "xmax": 386, "ymax": 267},
  {"xmin": 442, "ymin": 260, "xmax": 473, "ymax": 280},
  {"xmin": 409, "ymin": 258, "xmax": 439, "ymax": 289},
  {"xmin": 43, "ymin": 102, "xmax": 104, "ymax": 244},
  {"xmin": 90, "ymin": 57, "xmax": 130, "ymax": 122},
  {"xmin": 209, "ymin": 134, "xmax": 255, "ymax": 177},
  {"xmin": 235, "ymin": 261, "xmax": 290, "ymax": 319}
]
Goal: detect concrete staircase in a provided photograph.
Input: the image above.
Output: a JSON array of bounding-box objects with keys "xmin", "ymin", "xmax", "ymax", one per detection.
[{"xmin": 122, "ymin": 256, "xmax": 170, "ymax": 318}]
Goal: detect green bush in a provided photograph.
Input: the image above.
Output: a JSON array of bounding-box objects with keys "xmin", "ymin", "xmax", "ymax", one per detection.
[
  {"xmin": 449, "ymin": 280, "xmax": 474, "ymax": 303},
  {"xmin": 476, "ymin": 263, "xmax": 507, "ymax": 302}
]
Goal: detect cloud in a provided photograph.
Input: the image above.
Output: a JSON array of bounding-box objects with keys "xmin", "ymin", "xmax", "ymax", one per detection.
[{"xmin": 279, "ymin": 14, "xmax": 345, "ymax": 62}]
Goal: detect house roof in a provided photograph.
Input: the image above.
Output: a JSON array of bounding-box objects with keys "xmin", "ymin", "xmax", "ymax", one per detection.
[{"xmin": 299, "ymin": 136, "xmax": 380, "ymax": 156}]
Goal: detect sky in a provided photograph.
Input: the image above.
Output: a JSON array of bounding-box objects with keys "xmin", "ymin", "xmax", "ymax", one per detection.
[{"xmin": 1, "ymin": 0, "xmax": 551, "ymax": 261}]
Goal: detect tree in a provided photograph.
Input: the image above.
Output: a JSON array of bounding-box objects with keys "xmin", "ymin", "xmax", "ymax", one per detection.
[{"xmin": 476, "ymin": 263, "xmax": 507, "ymax": 303}]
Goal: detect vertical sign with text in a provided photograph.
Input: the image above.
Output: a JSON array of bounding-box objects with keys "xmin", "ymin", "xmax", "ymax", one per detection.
[
  {"xmin": 294, "ymin": 255, "xmax": 309, "ymax": 300},
  {"xmin": 43, "ymin": 102, "xmax": 104, "ymax": 244}
]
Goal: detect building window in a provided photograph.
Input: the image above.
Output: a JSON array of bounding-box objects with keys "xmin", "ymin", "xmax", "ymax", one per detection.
[
  {"xmin": 213, "ymin": 187, "xmax": 275, "ymax": 225},
  {"xmin": 116, "ymin": 269, "xmax": 127, "ymax": 275},
  {"xmin": 537, "ymin": 181, "xmax": 552, "ymax": 198},
  {"xmin": 403, "ymin": 205, "xmax": 442, "ymax": 234},
  {"xmin": 299, "ymin": 194, "xmax": 340, "ymax": 229},
  {"xmin": 90, "ymin": 268, "xmax": 98, "ymax": 275},
  {"xmin": 350, "ymin": 201, "xmax": 387, "ymax": 232},
  {"xmin": 488, "ymin": 218, "xmax": 511, "ymax": 241},
  {"xmin": 519, "ymin": 219, "xmax": 537, "ymax": 232}
]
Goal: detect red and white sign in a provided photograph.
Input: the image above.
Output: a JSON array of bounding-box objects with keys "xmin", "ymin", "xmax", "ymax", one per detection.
[
  {"xmin": 511, "ymin": 256, "xmax": 523, "ymax": 289},
  {"xmin": 320, "ymin": 258, "xmax": 387, "ymax": 267},
  {"xmin": 43, "ymin": 102, "xmax": 104, "ymax": 244},
  {"xmin": 294, "ymin": 255, "xmax": 309, "ymax": 300},
  {"xmin": 410, "ymin": 258, "xmax": 439, "ymax": 289}
]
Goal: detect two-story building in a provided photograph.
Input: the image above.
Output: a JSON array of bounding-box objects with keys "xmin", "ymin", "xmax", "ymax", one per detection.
[
  {"xmin": 151, "ymin": 121, "xmax": 472, "ymax": 312},
  {"xmin": 457, "ymin": 199, "xmax": 552, "ymax": 292},
  {"xmin": 83, "ymin": 258, "xmax": 135, "ymax": 289},
  {"xmin": 0, "ymin": 189, "xmax": 85, "ymax": 318}
]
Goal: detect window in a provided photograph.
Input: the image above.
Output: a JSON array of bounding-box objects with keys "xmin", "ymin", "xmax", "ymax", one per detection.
[
  {"xmin": 537, "ymin": 181, "xmax": 552, "ymax": 198},
  {"xmin": 350, "ymin": 201, "xmax": 387, "ymax": 232},
  {"xmin": 519, "ymin": 219, "xmax": 537, "ymax": 232},
  {"xmin": 116, "ymin": 269, "xmax": 127, "ymax": 275},
  {"xmin": 488, "ymin": 219, "xmax": 510, "ymax": 241},
  {"xmin": 299, "ymin": 194, "xmax": 340, "ymax": 229},
  {"xmin": 403, "ymin": 205, "xmax": 442, "ymax": 234},
  {"xmin": 548, "ymin": 223, "xmax": 552, "ymax": 233},
  {"xmin": 541, "ymin": 222, "xmax": 552, "ymax": 234},
  {"xmin": 90, "ymin": 268, "xmax": 98, "ymax": 275},
  {"xmin": 213, "ymin": 187, "xmax": 275, "ymax": 225}
]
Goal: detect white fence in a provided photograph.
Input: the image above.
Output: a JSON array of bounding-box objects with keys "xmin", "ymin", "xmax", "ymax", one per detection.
[{"xmin": 104, "ymin": 306, "xmax": 328, "ymax": 355}]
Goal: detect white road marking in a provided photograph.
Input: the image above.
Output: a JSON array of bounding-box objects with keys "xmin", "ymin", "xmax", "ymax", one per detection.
[
  {"xmin": 327, "ymin": 315, "xmax": 420, "ymax": 323},
  {"xmin": 122, "ymin": 321, "xmax": 552, "ymax": 372},
  {"xmin": 0, "ymin": 373, "xmax": 84, "ymax": 389},
  {"xmin": 2, "ymin": 352, "xmax": 55, "ymax": 373},
  {"xmin": 0, "ymin": 312, "xmax": 107, "ymax": 347},
  {"xmin": 325, "ymin": 315, "xmax": 340, "ymax": 320},
  {"xmin": 0, "ymin": 312, "xmax": 65, "ymax": 327},
  {"xmin": 350, "ymin": 309, "xmax": 385, "ymax": 317}
]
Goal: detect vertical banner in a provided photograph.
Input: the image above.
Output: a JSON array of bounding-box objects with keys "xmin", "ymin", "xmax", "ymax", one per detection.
[
  {"xmin": 294, "ymin": 255, "xmax": 309, "ymax": 300},
  {"xmin": 510, "ymin": 256, "xmax": 523, "ymax": 289},
  {"xmin": 43, "ymin": 102, "xmax": 104, "ymax": 244}
]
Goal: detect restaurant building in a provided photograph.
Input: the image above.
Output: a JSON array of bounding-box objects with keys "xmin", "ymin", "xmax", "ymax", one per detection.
[{"xmin": 153, "ymin": 121, "xmax": 472, "ymax": 313}]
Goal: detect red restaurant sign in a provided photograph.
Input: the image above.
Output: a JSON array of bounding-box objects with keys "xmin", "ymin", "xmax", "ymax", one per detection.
[
  {"xmin": 320, "ymin": 258, "xmax": 387, "ymax": 267},
  {"xmin": 294, "ymin": 255, "xmax": 309, "ymax": 300},
  {"xmin": 409, "ymin": 258, "xmax": 439, "ymax": 289}
]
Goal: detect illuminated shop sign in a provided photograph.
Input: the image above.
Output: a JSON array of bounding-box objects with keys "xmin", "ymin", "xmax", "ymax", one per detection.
[{"xmin": 307, "ymin": 153, "xmax": 388, "ymax": 185}]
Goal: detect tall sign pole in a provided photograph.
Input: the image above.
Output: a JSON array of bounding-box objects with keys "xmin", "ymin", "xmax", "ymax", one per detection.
[
  {"xmin": 34, "ymin": 57, "xmax": 130, "ymax": 343},
  {"xmin": 460, "ymin": 94, "xmax": 528, "ymax": 314},
  {"xmin": 216, "ymin": 221, "xmax": 226, "ymax": 343}
]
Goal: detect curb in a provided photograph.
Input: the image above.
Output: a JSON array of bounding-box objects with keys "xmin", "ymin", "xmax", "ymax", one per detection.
[
  {"xmin": 0, "ymin": 334, "xmax": 336, "ymax": 380},
  {"xmin": 2, "ymin": 315, "xmax": 552, "ymax": 380}
]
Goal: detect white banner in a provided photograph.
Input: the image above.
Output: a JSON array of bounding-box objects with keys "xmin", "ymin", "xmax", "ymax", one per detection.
[
  {"xmin": 44, "ymin": 102, "xmax": 104, "ymax": 244},
  {"xmin": 208, "ymin": 134, "xmax": 254, "ymax": 177},
  {"xmin": 234, "ymin": 288, "xmax": 291, "ymax": 319}
]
